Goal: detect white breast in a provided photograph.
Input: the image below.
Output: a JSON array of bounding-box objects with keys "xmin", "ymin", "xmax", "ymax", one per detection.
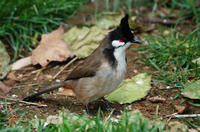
[{"xmin": 95, "ymin": 47, "xmax": 127, "ymax": 98}]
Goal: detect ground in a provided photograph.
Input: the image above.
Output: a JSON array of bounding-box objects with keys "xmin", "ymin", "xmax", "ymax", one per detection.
[
  {"xmin": 1, "ymin": 1, "xmax": 200, "ymax": 129},
  {"xmin": 4, "ymin": 43, "xmax": 199, "ymax": 124}
]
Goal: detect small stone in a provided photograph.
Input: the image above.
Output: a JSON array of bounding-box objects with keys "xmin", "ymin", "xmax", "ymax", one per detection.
[
  {"xmin": 174, "ymin": 105, "xmax": 186, "ymax": 114},
  {"xmin": 11, "ymin": 94, "xmax": 18, "ymax": 98},
  {"xmin": 147, "ymin": 96, "xmax": 166, "ymax": 103},
  {"xmin": 56, "ymin": 79, "xmax": 61, "ymax": 82}
]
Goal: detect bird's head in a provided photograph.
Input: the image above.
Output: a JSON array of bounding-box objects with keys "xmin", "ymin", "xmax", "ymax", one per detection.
[{"xmin": 108, "ymin": 14, "xmax": 141, "ymax": 50}]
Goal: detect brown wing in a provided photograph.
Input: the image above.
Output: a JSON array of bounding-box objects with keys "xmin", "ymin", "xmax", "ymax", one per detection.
[
  {"xmin": 66, "ymin": 53, "xmax": 102, "ymax": 81},
  {"xmin": 66, "ymin": 37, "xmax": 111, "ymax": 81}
]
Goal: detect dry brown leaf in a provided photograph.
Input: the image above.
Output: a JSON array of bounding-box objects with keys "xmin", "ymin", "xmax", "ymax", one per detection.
[
  {"xmin": 11, "ymin": 56, "xmax": 32, "ymax": 70},
  {"xmin": 0, "ymin": 81, "xmax": 11, "ymax": 94},
  {"xmin": 147, "ymin": 96, "xmax": 166, "ymax": 103},
  {"xmin": 31, "ymin": 26, "xmax": 74, "ymax": 67},
  {"xmin": 7, "ymin": 71, "xmax": 19, "ymax": 81},
  {"xmin": 174, "ymin": 105, "xmax": 186, "ymax": 114}
]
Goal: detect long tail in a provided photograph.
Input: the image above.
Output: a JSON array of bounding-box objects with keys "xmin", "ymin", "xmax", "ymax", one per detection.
[{"xmin": 23, "ymin": 81, "xmax": 69, "ymax": 101}]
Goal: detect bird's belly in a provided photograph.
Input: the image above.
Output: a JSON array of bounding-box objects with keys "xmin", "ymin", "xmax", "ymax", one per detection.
[{"xmin": 73, "ymin": 62, "xmax": 126, "ymax": 104}]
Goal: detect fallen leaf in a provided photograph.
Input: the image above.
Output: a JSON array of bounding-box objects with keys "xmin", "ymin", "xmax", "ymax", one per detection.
[
  {"xmin": 147, "ymin": 96, "xmax": 166, "ymax": 103},
  {"xmin": 0, "ymin": 40, "xmax": 11, "ymax": 79},
  {"xmin": 6, "ymin": 72, "xmax": 19, "ymax": 81},
  {"xmin": 31, "ymin": 26, "xmax": 74, "ymax": 67},
  {"xmin": 95, "ymin": 12, "xmax": 124, "ymax": 29},
  {"xmin": 3, "ymin": 79, "xmax": 16, "ymax": 87},
  {"xmin": 167, "ymin": 121, "xmax": 188, "ymax": 132},
  {"xmin": 64, "ymin": 26, "xmax": 106, "ymax": 58},
  {"xmin": 105, "ymin": 73, "xmax": 152, "ymax": 104},
  {"xmin": 31, "ymin": 109, "xmax": 82, "ymax": 128},
  {"xmin": 11, "ymin": 56, "xmax": 32, "ymax": 70},
  {"xmin": 181, "ymin": 80, "xmax": 200, "ymax": 99},
  {"xmin": 0, "ymin": 81, "xmax": 11, "ymax": 94},
  {"xmin": 127, "ymin": 110, "xmax": 165, "ymax": 130},
  {"xmin": 174, "ymin": 105, "xmax": 186, "ymax": 114}
]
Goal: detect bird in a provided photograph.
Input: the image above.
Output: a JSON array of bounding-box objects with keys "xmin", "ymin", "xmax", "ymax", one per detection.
[{"xmin": 23, "ymin": 14, "xmax": 141, "ymax": 114}]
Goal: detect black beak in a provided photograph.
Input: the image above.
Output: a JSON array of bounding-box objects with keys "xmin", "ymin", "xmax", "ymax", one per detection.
[{"xmin": 132, "ymin": 38, "xmax": 142, "ymax": 44}]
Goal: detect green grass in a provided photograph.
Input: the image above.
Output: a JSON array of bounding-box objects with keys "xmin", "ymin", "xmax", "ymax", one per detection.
[
  {"xmin": 136, "ymin": 30, "xmax": 200, "ymax": 88},
  {"xmin": 133, "ymin": 27, "xmax": 200, "ymax": 132},
  {"xmin": 31, "ymin": 110, "xmax": 165, "ymax": 132},
  {"xmin": 0, "ymin": 100, "xmax": 165, "ymax": 132},
  {"xmin": 0, "ymin": 0, "xmax": 88, "ymax": 60}
]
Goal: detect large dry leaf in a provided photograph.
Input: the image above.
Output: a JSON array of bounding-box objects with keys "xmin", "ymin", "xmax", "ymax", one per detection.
[
  {"xmin": 0, "ymin": 41, "xmax": 11, "ymax": 79},
  {"xmin": 105, "ymin": 73, "xmax": 152, "ymax": 104},
  {"xmin": 181, "ymin": 80, "xmax": 200, "ymax": 99},
  {"xmin": 11, "ymin": 56, "xmax": 31, "ymax": 70},
  {"xmin": 31, "ymin": 26, "xmax": 74, "ymax": 67},
  {"xmin": 0, "ymin": 81, "xmax": 11, "ymax": 94},
  {"xmin": 63, "ymin": 26, "xmax": 106, "ymax": 58}
]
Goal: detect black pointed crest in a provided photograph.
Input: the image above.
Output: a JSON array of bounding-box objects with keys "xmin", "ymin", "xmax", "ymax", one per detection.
[
  {"xmin": 119, "ymin": 14, "xmax": 129, "ymax": 30},
  {"xmin": 119, "ymin": 14, "xmax": 133, "ymax": 41},
  {"xmin": 108, "ymin": 14, "xmax": 134, "ymax": 44}
]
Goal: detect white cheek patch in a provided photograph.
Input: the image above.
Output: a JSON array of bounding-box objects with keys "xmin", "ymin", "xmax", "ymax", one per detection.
[{"xmin": 112, "ymin": 40, "xmax": 125, "ymax": 48}]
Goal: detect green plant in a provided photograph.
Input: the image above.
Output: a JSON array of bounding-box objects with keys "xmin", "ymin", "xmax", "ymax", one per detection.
[
  {"xmin": 33, "ymin": 109, "xmax": 165, "ymax": 132},
  {"xmin": 0, "ymin": 99, "xmax": 26, "ymax": 132},
  {"xmin": 0, "ymin": 104, "xmax": 165, "ymax": 132},
  {"xmin": 135, "ymin": 30, "xmax": 200, "ymax": 87},
  {"xmin": 0, "ymin": 0, "xmax": 88, "ymax": 60}
]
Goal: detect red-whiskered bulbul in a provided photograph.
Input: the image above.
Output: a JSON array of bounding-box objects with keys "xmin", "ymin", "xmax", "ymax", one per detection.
[{"xmin": 23, "ymin": 14, "xmax": 141, "ymax": 113}]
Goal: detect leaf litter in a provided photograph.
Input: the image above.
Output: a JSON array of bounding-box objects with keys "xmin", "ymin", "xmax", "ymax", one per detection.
[
  {"xmin": 105, "ymin": 73, "xmax": 152, "ymax": 104},
  {"xmin": 12, "ymin": 26, "xmax": 74, "ymax": 70},
  {"xmin": 31, "ymin": 26, "xmax": 74, "ymax": 67},
  {"xmin": 4, "ymin": 3, "xmax": 200, "ymax": 130},
  {"xmin": 63, "ymin": 26, "xmax": 106, "ymax": 58},
  {"xmin": 181, "ymin": 80, "xmax": 200, "ymax": 100},
  {"xmin": 0, "ymin": 40, "xmax": 11, "ymax": 79}
]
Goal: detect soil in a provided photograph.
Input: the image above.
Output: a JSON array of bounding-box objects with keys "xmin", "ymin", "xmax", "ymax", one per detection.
[
  {"xmin": 3, "ymin": 44, "xmax": 200, "ymax": 124},
  {"xmin": 1, "ymin": 1, "xmax": 200, "ymax": 126}
]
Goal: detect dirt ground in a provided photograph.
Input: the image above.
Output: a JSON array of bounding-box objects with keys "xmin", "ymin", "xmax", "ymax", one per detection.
[
  {"xmin": 3, "ymin": 43, "xmax": 199, "ymax": 124},
  {"xmin": 2, "ymin": 1, "xmax": 200, "ymax": 125}
]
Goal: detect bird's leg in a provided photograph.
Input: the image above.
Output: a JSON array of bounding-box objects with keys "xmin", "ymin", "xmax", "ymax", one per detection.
[
  {"xmin": 101, "ymin": 97, "xmax": 112, "ymax": 112},
  {"xmin": 101, "ymin": 97, "xmax": 121, "ymax": 115},
  {"xmin": 85, "ymin": 104, "xmax": 90, "ymax": 117}
]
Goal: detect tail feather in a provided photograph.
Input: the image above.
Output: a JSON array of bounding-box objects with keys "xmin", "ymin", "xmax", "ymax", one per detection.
[{"xmin": 23, "ymin": 81, "xmax": 68, "ymax": 101}]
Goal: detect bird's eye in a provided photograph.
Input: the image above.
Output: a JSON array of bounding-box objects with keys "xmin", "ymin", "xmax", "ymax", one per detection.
[{"xmin": 119, "ymin": 39, "xmax": 123, "ymax": 42}]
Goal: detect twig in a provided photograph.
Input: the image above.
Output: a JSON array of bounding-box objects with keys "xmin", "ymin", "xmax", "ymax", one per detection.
[
  {"xmin": 167, "ymin": 113, "xmax": 200, "ymax": 118},
  {"xmin": 35, "ymin": 67, "xmax": 46, "ymax": 80},
  {"xmin": 105, "ymin": 109, "xmax": 115, "ymax": 122},
  {"xmin": 12, "ymin": 83, "xmax": 39, "ymax": 88},
  {"xmin": 0, "ymin": 95, "xmax": 47, "ymax": 107},
  {"xmin": 53, "ymin": 57, "xmax": 78, "ymax": 79}
]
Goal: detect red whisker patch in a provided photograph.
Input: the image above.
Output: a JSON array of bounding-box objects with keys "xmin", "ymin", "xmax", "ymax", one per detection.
[{"xmin": 119, "ymin": 39, "xmax": 123, "ymax": 42}]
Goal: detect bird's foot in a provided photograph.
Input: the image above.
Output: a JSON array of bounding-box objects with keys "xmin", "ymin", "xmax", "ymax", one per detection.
[
  {"xmin": 101, "ymin": 97, "xmax": 113, "ymax": 112},
  {"xmin": 102, "ymin": 97, "xmax": 121, "ymax": 115}
]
